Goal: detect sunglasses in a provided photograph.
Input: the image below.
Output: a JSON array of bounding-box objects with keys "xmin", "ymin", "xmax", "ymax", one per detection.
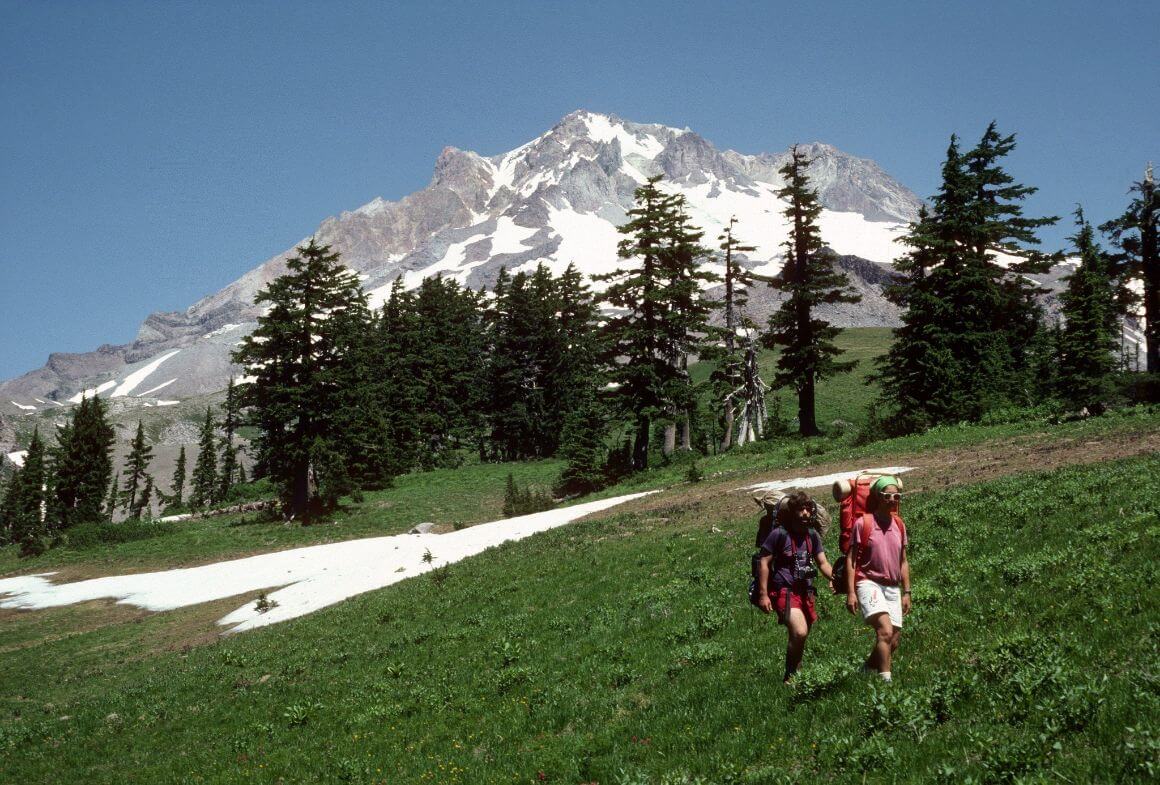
[{"xmin": 880, "ymin": 492, "xmax": 903, "ymax": 502}]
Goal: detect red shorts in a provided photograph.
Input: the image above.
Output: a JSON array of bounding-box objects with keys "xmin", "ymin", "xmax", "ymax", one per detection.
[{"xmin": 770, "ymin": 587, "xmax": 818, "ymax": 627}]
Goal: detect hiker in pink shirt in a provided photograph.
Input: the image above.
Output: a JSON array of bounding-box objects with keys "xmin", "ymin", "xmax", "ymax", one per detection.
[{"xmin": 844, "ymin": 476, "xmax": 911, "ymax": 683}]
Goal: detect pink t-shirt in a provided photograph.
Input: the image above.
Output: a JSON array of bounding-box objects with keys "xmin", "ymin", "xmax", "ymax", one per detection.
[{"xmin": 851, "ymin": 513, "xmax": 906, "ymax": 586}]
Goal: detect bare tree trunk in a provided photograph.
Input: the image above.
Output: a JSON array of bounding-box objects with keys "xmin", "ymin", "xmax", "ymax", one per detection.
[
  {"xmin": 633, "ymin": 416, "xmax": 650, "ymax": 471},
  {"xmin": 662, "ymin": 420, "xmax": 676, "ymax": 457},
  {"xmin": 721, "ymin": 399, "xmax": 734, "ymax": 451},
  {"xmin": 679, "ymin": 410, "xmax": 691, "ymax": 451}
]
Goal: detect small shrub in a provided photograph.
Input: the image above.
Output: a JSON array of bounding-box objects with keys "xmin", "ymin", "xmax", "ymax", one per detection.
[
  {"xmin": 255, "ymin": 591, "xmax": 277, "ymax": 614},
  {"xmin": 685, "ymin": 461, "xmax": 704, "ymax": 483},
  {"xmin": 502, "ymin": 473, "xmax": 554, "ymax": 517}
]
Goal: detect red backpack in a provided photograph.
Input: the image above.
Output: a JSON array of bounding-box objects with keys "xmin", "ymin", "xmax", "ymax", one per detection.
[{"xmin": 832, "ymin": 473, "xmax": 904, "ymax": 555}]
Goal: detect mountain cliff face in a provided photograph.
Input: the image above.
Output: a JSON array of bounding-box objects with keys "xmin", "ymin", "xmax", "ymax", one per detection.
[{"xmin": 2, "ymin": 111, "xmax": 925, "ymax": 413}]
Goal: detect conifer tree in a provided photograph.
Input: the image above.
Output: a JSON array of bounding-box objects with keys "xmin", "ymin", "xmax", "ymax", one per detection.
[
  {"xmin": 656, "ymin": 193, "xmax": 717, "ymax": 453},
  {"xmin": 218, "ymin": 378, "xmax": 242, "ymax": 500},
  {"xmin": 169, "ymin": 445, "xmax": 187, "ymax": 509},
  {"xmin": 1101, "ymin": 163, "xmax": 1158, "ymax": 375},
  {"xmin": 598, "ymin": 176, "xmax": 714, "ymax": 468},
  {"xmin": 189, "ymin": 408, "xmax": 218, "ymax": 509},
  {"xmin": 1057, "ymin": 209, "xmax": 1121, "ymax": 412},
  {"xmin": 876, "ymin": 126, "xmax": 1060, "ymax": 430},
  {"xmin": 232, "ymin": 238, "xmax": 372, "ymax": 519},
  {"xmin": 764, "ymin": 146, "xmax": 861, "ymax": 436},
  {"xmin": 4, "ymin": 429, "xmax": 47, "ymax": 550},
  {"xmin": 105, "ymin": 471, "xmax": 120, "ymax": 519},
  {"xmin": 406, "ymin": 275, "xmax": 489, "ymax": 467},
  {"xmin": 121, "ymin": 421, "xmax": 154, "ymax": 518},
  {"xmin": 708, "ymin": 217, "xmax": 765, "ymax": 449},
  {"xmin": 135, "ymin": 475, "xmax": 154, "ymax": 520},
  {"xmin": 51, "ymin": 395, "xmax": 115, "ymax": 528},
  {"xmin": 546, "ymin": 263, "xmax": 605, "ymax": 453},
  {"xmin": 873, "ymin": 201, "xmax": 963, "ymax": 434}
]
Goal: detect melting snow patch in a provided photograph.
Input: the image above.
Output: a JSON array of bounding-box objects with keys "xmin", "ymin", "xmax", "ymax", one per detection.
[
  {"xmin": 6, "ymin": 451, "xmax": 28, "ymax": 468},
  {"xmin": 0, "ymin": 491, "xmax": 656, "ymax": 634},
  {"xmin": 10, "ymin": 401, "xmax": 36, "ymax": 411},
  {"xmin": 111, "ymin": 350, "xmax": 181, "ymax": 398},
  {"xmin": 135, "ymin": 378, "xmax": 177, "ymax": 397},
  {"xmin": 68, "ymin": 380, "xmax": 117, "ymax": 404},
  {"xmin": 156, "ymin": 400, "xmax": 180, "ymax": 407},
  {"xmin": 205, "ymin": 323, "xmax": 243, "ymax": 339}
]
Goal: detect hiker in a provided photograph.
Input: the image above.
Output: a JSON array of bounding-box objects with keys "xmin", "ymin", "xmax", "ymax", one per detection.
[
  {"xmin": 845, "ymin": 476, "xmax": 911, "ymax": 683},
  {"xmin": 755, "ymin": 490, "xmax": 834, "ymax": 684}
]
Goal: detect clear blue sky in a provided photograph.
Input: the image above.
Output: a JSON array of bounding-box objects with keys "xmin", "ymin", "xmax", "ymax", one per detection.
[{"xmin": 2, "ymin": 0, "xmax": 1156, "ymax": 380}]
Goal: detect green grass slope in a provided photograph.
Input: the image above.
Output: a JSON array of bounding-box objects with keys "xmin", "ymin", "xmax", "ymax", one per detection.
[{"xmin": 2, "ymin": 454, "xmax": 1156, "ymax": 784}]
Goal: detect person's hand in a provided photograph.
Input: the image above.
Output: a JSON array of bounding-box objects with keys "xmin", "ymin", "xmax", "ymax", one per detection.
[
  {"xmin": 757, "ymin": 594, "xmax": 773, "ymax": 614},
  {"xmin": 846, "ymin": 592, "xmax": 858, "ymax": 615},
  {"xmin": 902, "ymin": 593, "xmax": 912, "ymax": 615}
]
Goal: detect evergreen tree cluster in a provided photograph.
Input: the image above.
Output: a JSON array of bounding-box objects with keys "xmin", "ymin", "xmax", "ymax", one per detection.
[
  {"xmin": 232, "ymin": 240, "xmax": 609, "ymax": 520},
  {"xmin": 1, "ymin": 397, "xmax": 115, "ymax": 554}
]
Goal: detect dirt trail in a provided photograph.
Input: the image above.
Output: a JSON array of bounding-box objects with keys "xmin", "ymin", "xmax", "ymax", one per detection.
[{"xmin": 632, "ymin": 422, "xmax": 1160, "ymax": 517}]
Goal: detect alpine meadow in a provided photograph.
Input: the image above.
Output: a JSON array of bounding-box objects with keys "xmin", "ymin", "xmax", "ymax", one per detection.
[{"xmin": 2, "ymin": 5, "xmax": 1158, "ymax": 782}]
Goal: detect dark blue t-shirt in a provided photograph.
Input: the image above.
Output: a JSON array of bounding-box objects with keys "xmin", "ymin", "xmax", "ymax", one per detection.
[{"xmin": 760, "ymin": 527, "xmax": 824, "ymax": 590}]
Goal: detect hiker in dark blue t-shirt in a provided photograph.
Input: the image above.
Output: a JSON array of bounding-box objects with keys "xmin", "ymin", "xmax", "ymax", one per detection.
[{"xmin": 755, "ymin": 490, "xmax": 835, "ymax": 684}]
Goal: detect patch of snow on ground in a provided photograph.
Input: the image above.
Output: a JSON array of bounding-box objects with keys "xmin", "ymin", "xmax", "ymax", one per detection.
[
  {"xmin": 205, "ymin": 323, "xmax": 243, "ymax": 339},
  {"xmin": 135, "ymin": 379, "xmax": 176, "ymax": 397},
  {"xmin": 68, "ymin": 380, "xmax": 116, "ymax": 404},
  {"xmin": 111, "ymin": 350, "xmax": 181, "ymax": 398},
  {"xmin": 676, "ymin": 179, "xmax": 909, "ymax": 269},
  {"xmin": 156, "ymin": 400, "xmax": 180, "ymax": 407},
  {"xmin": 739, "ymin": 466, "xmax": 915, "ymax": 493},
  {"xmin": 582, "ymin": 113, "xmax": 665, "ymax": 159},
  {"xmin": 0, "ymin": 491, "xmax": 657, "ymax": 633},
  {"xmin": 531, "ymin": 206, "xmax": 623, "ymax": 283},
  {"xmin": 817, "ymin": 212, "xmax": 908, "ymax": 266},
  {"xmin": 10, "ymin": 401, "xmax": 35, "ymax": 411},
  {"xmin": 6, "ymin": 451, "xmax": 27, "ymax": 468},
  {"xmin": 400, "ymin": 233, "xmax": 489, "ymax": 289},
  {"xmin": 490, "ymin": 217, "xmax": 538, "ymax": 256}
]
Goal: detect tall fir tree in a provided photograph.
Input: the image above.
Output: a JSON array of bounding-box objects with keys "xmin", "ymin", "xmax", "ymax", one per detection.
[
  {"xmin": 189, "ymin": 408, "xmax": 218, "ymax": 510},
  {"xmin": 876, "ymin": 125, "xmax": 1060, "ymax": 431},
  {"xmin": 1056, "ymin": 209, "xmax": 1121, "ymax": 412},
  {"xmin": 597, "ymin": 176, "xmax": 714, "ymax": 468},
  {"xmin": 764, "ymin": 146, "xmax": 861, "ymax": 436},
  {"xmin": 135, "ymin": 475, "xmax": 155, "ymax": 520},
  {"xmin": 121, "ymin": 421, "xmax": 154, "ymax": 518},
  {"xmin": 218, "ymin": 378, "xmax": 242, "ymax": 499},
  {"xmin": 874, "ymin": 201, "xmax": 964, "ymax": 434},
  {"xmin": 656, "ymin": 192, "xmax": 717, "ymax": 453},
  {"xmin": 3, "ymin": 429, "xmax": 48, "ymax": 551},
  {"xmin": 232, "ymin": 238, "xmax": 372, "ymax": 519},
  {"xmin": 50, "ymin": 395, "xmax": 115, "ymax": 529},
  {"xmin": 1101, "ymin": 163, "xmax": 1158, "ymax": 376},
  {"xmin": 169, "ymin": 445, "xmax": 187, "ymax": 510}
]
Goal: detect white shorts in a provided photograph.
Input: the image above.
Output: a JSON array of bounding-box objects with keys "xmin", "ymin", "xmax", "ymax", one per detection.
[{"xmin": 856, "ymin": 580, "xmax": 903, "ymax": 629}]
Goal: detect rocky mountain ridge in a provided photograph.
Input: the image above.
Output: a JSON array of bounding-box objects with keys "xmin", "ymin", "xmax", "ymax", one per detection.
[{"xmin": 2, "ymin": 110, "xmax": 926, "ymax": 412}]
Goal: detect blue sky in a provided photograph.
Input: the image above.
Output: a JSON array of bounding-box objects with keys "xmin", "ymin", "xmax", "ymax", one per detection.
[{"xmin": 1, "ymin": 0, "xmax": 1157, "ymax": 380}]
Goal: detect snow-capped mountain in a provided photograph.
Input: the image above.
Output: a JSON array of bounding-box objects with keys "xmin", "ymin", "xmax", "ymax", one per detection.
[{"xmin": 2, "ymin": 111, "xmax": 924, "ymax": 413}]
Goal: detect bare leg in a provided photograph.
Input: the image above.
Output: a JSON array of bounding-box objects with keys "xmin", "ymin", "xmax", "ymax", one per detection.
[
  {"xmin": 868, "ymin": 612, "xmax": 894, "ymax": 674},
  {"xmin": 784, "ymin": 607, "xmax": 810, "ymax": 682}
]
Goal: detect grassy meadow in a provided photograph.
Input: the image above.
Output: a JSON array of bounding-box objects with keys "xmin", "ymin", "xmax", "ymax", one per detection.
[
  {"xmin": 1, "ymin": 327, "xmax": 1158, "ymax": 783},
  {"xmin": 1, "ymin": 453, "xmax": 1157, "ymax": 783}
]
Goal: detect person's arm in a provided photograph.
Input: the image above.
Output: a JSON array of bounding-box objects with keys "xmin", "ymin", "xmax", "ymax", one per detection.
[
  {"xmin": 757, "ymin": 553, "xmax": 774, "ymax": 614},
  {"xmin": 816, "ymin": 551, "xmax": 833, "ymax": 582},
  {"xmin": 845, "ymin": 535, "xmax": 859, "ymax": 615},
  {"xmin": 813, "ymin": 532, "xmax": 833, "ymax": 582},
  {"xmin": 900, "ymin": 540, "xmax": 912, "ymax": 615}
]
